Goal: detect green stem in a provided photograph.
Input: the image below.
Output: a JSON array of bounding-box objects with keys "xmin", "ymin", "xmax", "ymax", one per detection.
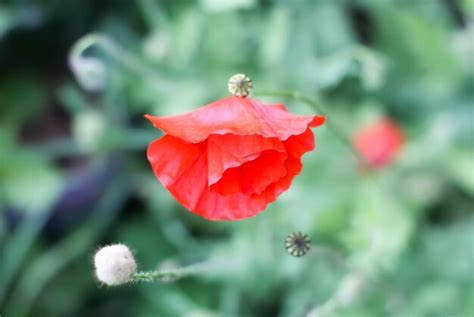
[
  {"xmin": 254, "ymin": 90, "xmax": 370, "ymax": 169},
  {"xmin": 129, "ymin": 261, "xmax": 212, "ymax": 284}
]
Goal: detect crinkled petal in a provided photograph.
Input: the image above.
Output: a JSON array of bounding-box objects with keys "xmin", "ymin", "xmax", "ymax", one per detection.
[
  {"xmin": 210, "ymin": 150, "xmax": 287, "ymax": 196},
  {"xmin": 145, "ymin": 96, "xmax": 325, "ymax": 143},
  {"xmin": 147, "ymin": 135, "xmax": 273, "ymax": 220},
  {"xmin": 255, "ymin": 128, "xmax": 315, "ymax": 204},
  {"xmin": 207, "ymin": 133, "xmax": 285, "ymax": 186},
  {"xmin": 147, "ymin": 128, "xmax": 315, "ymax": 220},
  {"xmin": 147, "ymin": 135, "xmax": 207, "ymax": 205}
]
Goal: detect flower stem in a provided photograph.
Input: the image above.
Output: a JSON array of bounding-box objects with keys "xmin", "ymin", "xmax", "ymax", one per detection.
[
  {"xmin": 254, "ymin": 90, "xmax": 370, "ymax": 169},
  {"xmin": 129, "ymin": 261, "xmax": 212, "ymax": 284}
]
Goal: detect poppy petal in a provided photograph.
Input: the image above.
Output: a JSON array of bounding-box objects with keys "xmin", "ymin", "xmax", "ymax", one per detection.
[
  {"xmin": 147, "ymin": 135, "xmax": 208, "ymax": 204},
  {"xmin": 309, "ymin": 115, "xmax": 326, "ymax": 127},
  {"xmin": 352, "ymin": 119, "xmax": 403, "ymax": 168},
  {"xmin": 272, "ymin": 103, "xmax": 288, "ymax": 112},
  {"xmin": 145, "ymin": 96, "xmax": 325, "ymax": 143},
  {"xmin": 147, "ymin": 129, "xmax": 316, "ymax": 220},
  {"xmin": 209, "ymin": 150, "xmax": 288, "ymax": 196},
  {"xmin": 207, "ymin": 133, "xmax": 285, "ymax": 186},
  {"xmin": 256, "ymin": 128, "xmax": 315, "ymax": 203},
  {"xmin": 147, "ymin": 135, "xmax": 272, "ymax": 220}
]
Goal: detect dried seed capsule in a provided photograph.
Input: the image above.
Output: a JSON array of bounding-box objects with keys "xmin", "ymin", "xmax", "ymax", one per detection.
[
  {"xmin": 285, "ymin": 232, "xmax": 311, "ymax": 257},
  {"xmin": 228, "ymin": 73, "xmax": 253, "ymax": 97}
]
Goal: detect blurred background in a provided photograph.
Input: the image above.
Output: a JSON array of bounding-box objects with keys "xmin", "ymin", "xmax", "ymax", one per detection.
[{"xmin": 1, "ymin": 0, "xmax": 473, "ymax": 316}]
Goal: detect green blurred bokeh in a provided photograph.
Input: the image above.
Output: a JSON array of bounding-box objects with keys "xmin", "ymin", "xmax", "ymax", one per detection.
[{"xmin": 0, "ymin": 0, "xmax": 473, "ymax": 316}]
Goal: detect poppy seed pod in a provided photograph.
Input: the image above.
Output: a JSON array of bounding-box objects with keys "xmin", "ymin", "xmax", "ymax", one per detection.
[
  {"xmin": 94, "ymin": 244, "xmax": 137, "ymax": 286},
  {"xmin": 145, "ymin": 74, "xmax": 325, "ymax": 221},
  {"xmin": 285, "ymin": 232, "xmax": 311, "ymax": 257},
  {"xmin": 227, "ymin": 73, "xmax": 253, "ymax": 97},
  {"xmin": 69, "ymin": 55, "xmax": 106, "ymax": 92}
]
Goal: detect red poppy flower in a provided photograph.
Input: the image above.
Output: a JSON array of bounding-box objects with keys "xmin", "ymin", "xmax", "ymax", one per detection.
[
  {"xmin": 145, "ymin": 96, "xmax": 325, "ymax": 221},
  {"xmin": 352, "ymin": 118, "xmax": 404, "ymax": 169}
]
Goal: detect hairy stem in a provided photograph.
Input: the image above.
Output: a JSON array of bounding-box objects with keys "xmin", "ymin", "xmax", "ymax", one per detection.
[{"xmin": 129, "ymin": 261, "xmax": 214, "ymax": 284}]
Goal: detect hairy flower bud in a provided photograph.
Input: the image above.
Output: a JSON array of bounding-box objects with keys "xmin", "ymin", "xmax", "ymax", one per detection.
[
  {"xmin": 94, "ymin": 244, "xmax": 137, "ymax": 286},
  {"xmin": 69, "ymin": 55, "xmax": 106, "ymax": 92}
]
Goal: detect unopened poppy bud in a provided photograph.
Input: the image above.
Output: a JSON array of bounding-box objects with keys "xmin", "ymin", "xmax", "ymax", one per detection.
[
  {"xmin": 69, "ymin": 55, "xmax": 106, "ymax": 92},
  {"xmin": 94, "ymin": 244, "xmax": 137, "ymax": 286},
  {"xmin": 228, "ymin": 73, "xmax": 253, "ymax": 97}
]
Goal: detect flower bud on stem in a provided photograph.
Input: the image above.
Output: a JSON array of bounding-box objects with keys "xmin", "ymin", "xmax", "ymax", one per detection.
[{"xmin": 94, "ymin": 244, "xmax": 214, "ymax": 286}]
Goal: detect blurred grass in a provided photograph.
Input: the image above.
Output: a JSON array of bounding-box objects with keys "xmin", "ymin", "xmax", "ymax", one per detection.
[{"xmin": 1, "ymin": 0, "xmax": 473, "ymax": 316}]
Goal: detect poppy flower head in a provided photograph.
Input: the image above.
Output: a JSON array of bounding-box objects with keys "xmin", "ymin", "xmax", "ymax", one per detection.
[
  {"xmin": 352, "ymin": 118, "xmax": 404, "ymax": 169},
  {"xmin": 145, "ymin": 74, "xmax": 325, "ymax": 221}
]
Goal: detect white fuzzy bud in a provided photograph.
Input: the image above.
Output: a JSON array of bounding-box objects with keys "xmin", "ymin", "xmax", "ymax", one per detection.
[{"xmin": 94, "ymin": 244, "xmax": 137, "ymax": 286}]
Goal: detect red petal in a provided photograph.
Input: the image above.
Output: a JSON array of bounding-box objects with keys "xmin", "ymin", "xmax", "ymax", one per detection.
[
  {"xmin": 147, "ymin": 129, "xmax": 315, "ymax": 221},
  {"xmin": 353, "ymin": 119, "xmax": 404, "ymax": 168},
  {"xmin": 256, "ymin": 128, "xmax": 315, "ymax": 203},
  {"xmin": 210, "ymin": 150, "xmax": 288, "ymax": 196},
  {"xmin": 309, "ymin": 115, "xmax": 326, "ymax": 127},
  {"xmin": 147, "ymin": 134, "xmax": 206, "ymax": 193},
  {"xmin": 272, "ymin": 103, "xmax": 288, "ymax": 112},
  {"xmin": 207, "ymin": 133, "xmax": 285, "ymax": 186},
  {"xmin": 145, "ymin": 96, "xmax": 325, "ymax": 143},
  {"xmin": 147, "ymin": 134, "xmax": 269, "ymax": 220}
]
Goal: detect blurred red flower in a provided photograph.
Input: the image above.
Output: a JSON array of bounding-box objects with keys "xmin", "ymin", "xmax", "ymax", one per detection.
[
  {"xmin": 352, "ymin": 118, "xmax": 404, "ymax": 169},
  {"xmin": 145, "ymin": 96, "xmax": 325, "ymax": 220}
]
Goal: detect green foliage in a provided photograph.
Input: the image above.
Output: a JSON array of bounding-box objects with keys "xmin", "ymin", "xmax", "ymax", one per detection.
[{"xmin": 0, "ymin": 0, "xmax": 472, "ymax": 316}]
